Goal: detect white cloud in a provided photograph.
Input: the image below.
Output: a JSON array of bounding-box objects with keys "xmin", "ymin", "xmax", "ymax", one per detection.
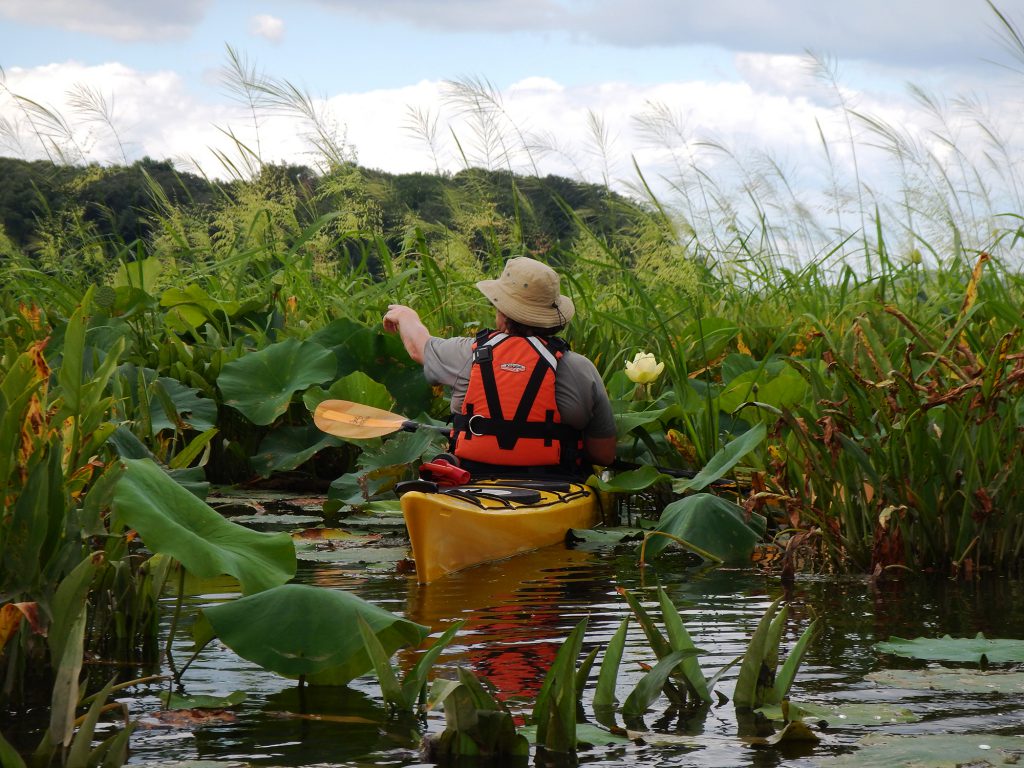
[
  {"xmin": 308, "ymin": 0, "xmax": 1018, "ymax": 70},
  {"xmin": 249, "ymin": 14, "xmax": 285, "ymax": 43},
  {"xmin": 0, "ymin": 0, "xmax": 211, "ymax": 41}
]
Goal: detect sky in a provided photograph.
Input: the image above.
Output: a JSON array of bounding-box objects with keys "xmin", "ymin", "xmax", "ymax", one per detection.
[{"xmin": 1, "ymin": 0, "xmax": 1023, "ymax": 230}]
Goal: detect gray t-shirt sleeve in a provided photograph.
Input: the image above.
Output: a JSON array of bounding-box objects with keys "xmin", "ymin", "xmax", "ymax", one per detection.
[
  {"xmin": 555, "ymin": 351, "xmax": 617, "ymax": 438},
  {"xmin": 422, "ymin": 335, "xmax": 474, "ymax": 403}
]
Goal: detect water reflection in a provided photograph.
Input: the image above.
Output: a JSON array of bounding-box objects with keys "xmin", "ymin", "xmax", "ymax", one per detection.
[{"xmin": 111, "ymin": 542, "xmax": 1024, "ymax": 767}]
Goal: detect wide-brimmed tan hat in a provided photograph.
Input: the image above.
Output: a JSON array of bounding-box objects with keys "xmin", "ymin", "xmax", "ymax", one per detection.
[{"xmin": 476, "ymin": 256, "xmax": 575, "ymax": 328}]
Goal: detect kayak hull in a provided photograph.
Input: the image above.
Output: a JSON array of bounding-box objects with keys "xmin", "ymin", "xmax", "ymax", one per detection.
[{"xmin": 401, "ymin": 480, "xmax": 600, "ymax": 583}]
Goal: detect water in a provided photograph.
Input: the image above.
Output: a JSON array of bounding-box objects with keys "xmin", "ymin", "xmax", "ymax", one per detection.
[{"xmin": 112, "ymin": 537, "xmax": 1024, "ymax": 767}]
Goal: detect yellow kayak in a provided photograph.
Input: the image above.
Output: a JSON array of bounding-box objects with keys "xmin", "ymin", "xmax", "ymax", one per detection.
[{"xmin": 400, "ymin": 479, "xmax": 601, "ymax": 584}]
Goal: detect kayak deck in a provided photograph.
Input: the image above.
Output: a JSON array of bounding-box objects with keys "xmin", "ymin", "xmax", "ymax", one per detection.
[{"xmin": 400, "ymin": 479, "xmax": 599, "ymax": 584}]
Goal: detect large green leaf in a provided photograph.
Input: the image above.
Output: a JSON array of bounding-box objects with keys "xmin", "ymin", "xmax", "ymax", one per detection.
[
  {"xmin": 202, "ymin": 584, "xmax": 429, "ymax": 685},
  {"xmin": 160, "ymin": 284, "xmax": 241, "ymax": 332},
  {"xmin": 303, "ymin": 371, "xmax": 394, "ymax": 414},
  {"xmin": 588, "ymin": 466, "xmax": 673, "ymax": 493},
  {"xmin": 151, "ymin": 375, "xmax": 218, "ymax": 433},
  {"xmin": 874, "ymin": 633, "xmax": 1024, "ymax": 664},
  {"xmin": 611, "ymin": 403, "xmax": 670, "ymax": 440},
  {"xmin": 218, "ymin": 338, "xmax": 336, "ymax": 425},
  {"xmin": 531, "ymin": 618, "xmax": 588, "ymax": 753},
  {"xmin": 678, "ymin": 317, "xmax": 738, "ymax": 362},
  {"xmin": 733, "ymin": 598, "xmax": 783, "ymax": 711},
  {"xmin": 672, "ymin": 422, "xmax": 766, "ymax": 493},
  {"xmin": 643, "ymin": 493, "xmax": 766, "ymax": 562},
  {"xmin": 110, "ymin": 458, "xmax": 295, "ymax": 594},
  {"xmin": 593, "ymin": 617, "xmax": 629, "ymax": 710},
  {"xmin": 718, "ymin": 364, "xmax": 808, "ymax": 414},
  {"xmin": 309, "ymin": 319, "xmax": 434, "ymax": 415},
  {"xmin": 251, "ymin": 425, "xmax": 342, "ymax": 477}
]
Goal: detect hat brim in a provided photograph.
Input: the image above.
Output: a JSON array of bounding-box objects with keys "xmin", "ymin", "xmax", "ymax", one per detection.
[{"xmin": 477, "ymin": 279, "xmax": 575, "ymax": 328}]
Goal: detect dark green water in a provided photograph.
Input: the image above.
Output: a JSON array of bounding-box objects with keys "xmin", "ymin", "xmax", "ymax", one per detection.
[{"xmin": 109, "ymin": 539, "xmax": 1024, "ymax": 768}]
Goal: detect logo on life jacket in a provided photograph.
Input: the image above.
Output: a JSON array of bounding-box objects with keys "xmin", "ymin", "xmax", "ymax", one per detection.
[{"xmin": 500, "ymin": 362, "xmax": 527, "ymax": 373}]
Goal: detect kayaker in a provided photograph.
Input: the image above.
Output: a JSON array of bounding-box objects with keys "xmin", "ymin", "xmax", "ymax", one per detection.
[{"xmin": 383, "ymin": 256, "xmax": 617, "ymax": 477}]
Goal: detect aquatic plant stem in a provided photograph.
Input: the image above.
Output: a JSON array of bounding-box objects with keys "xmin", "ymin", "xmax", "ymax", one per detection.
[{"xmin": 165, "ymin": 566, "xmax": 185, "ymax": 684}]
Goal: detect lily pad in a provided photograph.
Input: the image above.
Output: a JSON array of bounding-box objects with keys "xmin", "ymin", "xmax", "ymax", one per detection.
[
  {"xmin": 296, "ymin": 546, "xmax": 410, "ymax": 566},
  {"xmin": 218, "ymin": 338, "xmax": 337, "ymax": 425},
  {"xmin": 866, "ymin": 667, "xmax": 1024, "ymax": 694},
  {"xmin": 202, "ymin": 583, "xmax": 429, "ymax": 685},
  {"xmin": 159, "ymin": 691, "xmax": 246, "ymax": 710},
  {"xmin": 818, "ymin": 733, "xmax": 1024, "ymax": 768},
  {"xmin": 874, "ymin": 633, "xmax": 1024, "ymax": 664},
  {"xmin": 518, "ymin": 723, "xmax": 632, "ymax": 747},
  {"xmin": 566, "ymin": 527, "xmax": 645, "ymax": 551},
  {"xmin": 757, "ymin": 701, "xmax": 920, "ymax": 725}
]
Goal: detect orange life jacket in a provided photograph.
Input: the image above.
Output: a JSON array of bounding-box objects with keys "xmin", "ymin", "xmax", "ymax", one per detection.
[{"xmin": 451, "ymin": 331, "xmax": 581, "ymax": 471}]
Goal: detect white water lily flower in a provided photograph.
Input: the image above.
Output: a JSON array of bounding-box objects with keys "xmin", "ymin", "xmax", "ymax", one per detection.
[{"xmin": 625, "ymin": 352, "xmax": 665, "ymax": 384}]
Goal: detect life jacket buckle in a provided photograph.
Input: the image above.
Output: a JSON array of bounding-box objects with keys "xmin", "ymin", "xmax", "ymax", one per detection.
[{"xmin": 468, "ymin": 414, "xmax": 486, "ymax": 436}]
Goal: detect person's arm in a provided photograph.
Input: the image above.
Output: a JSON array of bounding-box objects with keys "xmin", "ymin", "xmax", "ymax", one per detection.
[
  {"xmin": 583, "ymin": 434, "xmax": 617, "ymax": 466},
  {"xmin": 382, "ymin": 304, "xmax": 430, "ymax": 364}
]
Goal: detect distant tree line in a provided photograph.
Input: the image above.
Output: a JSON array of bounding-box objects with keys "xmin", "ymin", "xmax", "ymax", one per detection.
[{"xmin": 0, "ymin": 156, "xmax": 641, "ymax": 267}]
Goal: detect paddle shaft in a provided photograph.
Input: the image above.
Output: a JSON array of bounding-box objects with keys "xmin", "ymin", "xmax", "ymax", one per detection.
[{"xmin": 608, "ymin": 458, "xmax": 697, "ymax": 479}]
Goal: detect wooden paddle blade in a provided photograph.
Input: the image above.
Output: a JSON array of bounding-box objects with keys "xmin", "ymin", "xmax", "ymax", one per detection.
[{"xmin": 313, "ymin": 399, "xmax": 407, "ymax": 439}]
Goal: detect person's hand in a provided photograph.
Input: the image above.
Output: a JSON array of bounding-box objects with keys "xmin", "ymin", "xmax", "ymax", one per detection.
[
  {"xmin": 383, "ymin": 304, "xmax": 418, "ymax": 333},
  {"xmin": 382, "ymin": 305, "xmax": 429, "ymax": 364}
]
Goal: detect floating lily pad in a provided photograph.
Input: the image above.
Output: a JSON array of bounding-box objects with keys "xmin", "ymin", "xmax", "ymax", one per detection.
[
  {"xmin": 866, "ymin": 667, "xmax": 1024, "ymax": 694},
  {"xmin": 518, "ymin": 723, "xmax": 632, "ymax": 747},
  {"xmin": 292, "ymin": 528, "xmax": 375, "ymax": 541},
  {"xmin": 159, "ymin": 691, "xmax": 246, "ymax": 710},
  {"xmin": 818, "ymin": 733, "xmax": 1024, "ymax": 768},
  {"xmin": 758, "ymin": 700, "xmax": 920, "ymax": 725},
  {"xmin": 742, "ymin": 719, "xmax": 820, "ymax": 746},
  {"xmin": 874, "ymin": 633, "xmax": 1024, "ymax": 664},
  {"xmin": 566, "ymin": 527, "xmax": 645, "ymax": 551},
  {"xmin": 228, "ymin": 514, "xmax": 323, "ymax": 528},
  {"xmin": 296, "ymin": 546, "xmax": 410, "ymax": 565}
]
